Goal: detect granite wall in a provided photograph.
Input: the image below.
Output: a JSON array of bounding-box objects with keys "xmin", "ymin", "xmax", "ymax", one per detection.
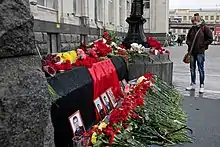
[
  {"xmin": 0, "ymin": 0, "xmax": 54, "ymax": 146},
  {"xmin": 33, "ymin": 19, "xmax": 168, "ymax": 54}
]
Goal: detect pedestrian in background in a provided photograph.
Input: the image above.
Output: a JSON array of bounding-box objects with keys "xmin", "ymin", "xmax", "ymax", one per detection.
[{"xmin": 185, "ymin": 15, "xmax": 213, "ymax": 93}]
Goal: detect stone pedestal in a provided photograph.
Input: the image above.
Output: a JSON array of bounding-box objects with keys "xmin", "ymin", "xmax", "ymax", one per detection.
[
  {"xmin": 0, "ymin": 0, "xmax": 54, "ymax": 146},
  {"xmin": 128, "ymin": 54, "xmax": 173, "ymax": 85}
]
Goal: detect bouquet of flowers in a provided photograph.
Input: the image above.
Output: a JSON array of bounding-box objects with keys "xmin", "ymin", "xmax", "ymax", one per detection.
[{"xmin": 85, "ymin": 73, "xmax": 191, "ymax": 147}]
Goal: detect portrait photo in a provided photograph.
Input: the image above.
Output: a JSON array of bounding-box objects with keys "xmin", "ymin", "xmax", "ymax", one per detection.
[
  {"xmin": 94, "ymin": 98, "xmax": 106, "ymax": 120},
  {"xmin": 122, "ymin": 79, "xmax": 128, "ymax": 88},
  {"xmin": 101, "ymin": 92, "xmax": 112, "ymax": 113},
  {"xmin": 106, "ymin": 88, "xmax": 117, "ymax": 108},
  {"xmin": 69, "ymin": 110, "xmax": 85, "ymax": 137},
  {"xmin": 120, "ymin": 81, "xmax": 125, "ymax": 95}
]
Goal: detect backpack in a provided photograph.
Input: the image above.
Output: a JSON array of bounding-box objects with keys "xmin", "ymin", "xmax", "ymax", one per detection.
[
  {"xmin": 201, "ymin": 25, "xmax": 205, "ymax": 32},
  {"xmin": 201, "ymin": 25, "xmax": 209, "ymax": 49}
]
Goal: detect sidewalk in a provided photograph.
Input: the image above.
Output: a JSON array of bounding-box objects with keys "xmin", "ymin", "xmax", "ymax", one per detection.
[
  {"xmin": 169, "ymin": 45, "xmax": 220, "ymax": 147},
  {"xmin": 176, "ymin": 95, "xmax": 220, "ymax": 147}
]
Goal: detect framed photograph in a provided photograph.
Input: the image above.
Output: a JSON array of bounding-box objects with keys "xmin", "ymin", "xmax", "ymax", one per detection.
[
  {"xmin": 122, "ymin": 79, "xmax": 128, "ymax": 88},
  {"xmin": 120, "ymin": 81, "xmax": 125, "ymax": 95},
  {"xmin": 94, "ymin": 98, "xmax": 107, "ymax": 120},
  {"xmin": 106, "ymin": 88, "xmax": 117, "ymax": 108},
  {"xmin": 69, "ymin": 110, "xmax": 86, "ymax": 137},
  {"xmin": 101, "ymin": 92, "xmax": 113, "ymax": 113}
]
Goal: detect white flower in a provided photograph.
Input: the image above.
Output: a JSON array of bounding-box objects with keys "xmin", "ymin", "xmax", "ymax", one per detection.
[
  {"xmin": 131, "ymin": 43, "xmax": 139, "ymax": 48},
  {"xmin": 111, "ymin": 42, "xmax": 117, "ymax": 47},
  {"xmin": 138, "ymin": 44, "xmax": 143, "ymax": 49},
  {"xmin": 102, "ymin": 38, "xmax": 107, "ymax": 44},
  {"xmin": 138, "ymin": 50, "xmax": 142, "ymax": 53}
]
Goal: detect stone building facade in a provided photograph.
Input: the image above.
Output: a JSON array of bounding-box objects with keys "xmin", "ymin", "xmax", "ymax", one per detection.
[
  {"xmin": 169, "ymin": 8, "xmax": 220, "ymax": 35},
  {"xmin": 29, "ymin": 0, "xmax": 169, "ymax": 54}
]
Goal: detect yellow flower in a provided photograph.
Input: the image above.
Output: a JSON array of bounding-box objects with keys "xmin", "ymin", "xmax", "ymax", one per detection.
[
  {"xmin": 91, "ymin": 132, "xmax": 97, "ymax": 144},
  {"xmin": 98, "ymin": 122, "xmax": 107, "ymax": 130},
  {"xmin": 69, "ymin": 50, "xmax": 78, "ymax": 63},
  {"xmin": 137, "ymin": 76, "xmax": 146, "ymax": 85},
  {"xmin": 57, "ymin": 51, "xmax": 78, "ymax": 64}
]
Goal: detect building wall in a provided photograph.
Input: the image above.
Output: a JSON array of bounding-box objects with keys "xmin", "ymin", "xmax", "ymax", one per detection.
[
  {"xmin": 169, "ymin": 8, "xmax": 220, "ymax": 35},
  {"xmin": 30, "ymin": 0, "xmax": 169, "ymax": 53}
]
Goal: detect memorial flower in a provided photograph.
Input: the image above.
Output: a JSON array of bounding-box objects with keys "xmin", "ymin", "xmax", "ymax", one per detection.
[
  {"xmin": 41, "ymin": 30, "xmax": 171, "ymax": 77},
  {"xmin": 93, "ymin": 39, "xmax": 112, "ymax": 57}
]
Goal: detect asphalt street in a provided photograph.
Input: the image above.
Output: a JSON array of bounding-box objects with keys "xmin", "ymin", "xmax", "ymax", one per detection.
[{"xmin": 168, "ymin": 45, "xmax": 220, "ymax": 147}]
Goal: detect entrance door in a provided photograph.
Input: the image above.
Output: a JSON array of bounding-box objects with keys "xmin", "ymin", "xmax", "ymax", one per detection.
[{"xmin": 48, "ymin": 33, "xmax": 59, "ymax": 53}]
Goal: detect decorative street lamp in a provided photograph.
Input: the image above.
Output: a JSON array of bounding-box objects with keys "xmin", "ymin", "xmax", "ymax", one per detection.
[{"xmin": 122, "ymin": 0, "xmax": 146, "ymax": 48}]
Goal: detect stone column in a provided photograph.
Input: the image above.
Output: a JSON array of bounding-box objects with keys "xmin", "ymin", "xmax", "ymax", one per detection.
[
  {"xmin": 150, "ymin": 0, "xmax": 169, "ymax": 33},
  {"xmin": 115, "ymin": 0, "xmax": 120, "ymax": 27},
  {"xmin": 0, "ymin": 0, "xmax": 53, "ymax": 146}
]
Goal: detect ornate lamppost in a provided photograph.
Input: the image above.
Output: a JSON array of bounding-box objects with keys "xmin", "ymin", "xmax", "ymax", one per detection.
[{"xmin": 122, "ymin": 0, "xmax": 146, "ymax": 48}]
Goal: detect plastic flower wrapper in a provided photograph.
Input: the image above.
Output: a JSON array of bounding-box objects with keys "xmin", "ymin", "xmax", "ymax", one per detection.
[{"xmin": 137, "ymin": 76, "xmax": 147, "ymax": 85}]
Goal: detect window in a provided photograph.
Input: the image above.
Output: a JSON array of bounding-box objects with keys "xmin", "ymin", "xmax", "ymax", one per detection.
[
  {"xmin": 183, "ymin": 29, "xmax": 186, "ymax": 33},
  {"xmin": 144, "ymin": 0, "xmax": 150, "ymax": 9},
  {"xmin": 205, "ymin": 16, "xmax": 209, "ymax": 20},
  {"xmin": 126, "ymin": 0, "xmax": 130, "ymax": 17},
  {"xmin": 183, "ymin": 16, "xmax": 187, "ymax": 20},
  {"xmin": 73, "ymin": 0, "xmax": 76, "ymax": 13},
  {"xmin": 200, "ymin": 16, "xmax": 203, "ymax": 19},
  {"xmin": 37, "ymin": 0, "xmax": 56, "ymax": 9},
  {"xmin": 211, "ymin": 16, "xmax": 214, "ymax": 20},
  {"xmin": 216, "ymin": 15, "xmax": 220, "ymax": 20},
  {"xmin": 189, "ymin": 16, "xmax": 192, "ymax": 21},
  {"xmin": 38, "ymin": 0, "xmax": 44, "ymax": 6}
]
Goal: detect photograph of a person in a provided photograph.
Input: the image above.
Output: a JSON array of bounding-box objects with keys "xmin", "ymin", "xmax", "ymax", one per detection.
[
  {"xmin": 94, "ymin": 98, "xmax": 106, "ymax": 120},
  {"xmin": 68, "ymin": 110, "xmax": 85, "ymax": 137},
  {"xmin": 120, "ymin": 81, "xmax": 125, "ymax": 95},
  {"xmin": 106, "ymin": 88, "xmax": 117, "ymax": 108},
  {"xmin": 101, "ymin": 93, "xmax": 112, "ymax": 113},
  {"xmin": 122, "ymin": 79, "xmax": 128, "ymax": 88}
]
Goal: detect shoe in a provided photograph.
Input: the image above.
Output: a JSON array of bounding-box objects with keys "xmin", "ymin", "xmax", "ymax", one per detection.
[
  {"xmin": 199, "ymin": 84, "xmax": 204, "ymax": 93},
  {"xmin": 186, "ymin": 84, "xmax": 196, "ymax": 91}
]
